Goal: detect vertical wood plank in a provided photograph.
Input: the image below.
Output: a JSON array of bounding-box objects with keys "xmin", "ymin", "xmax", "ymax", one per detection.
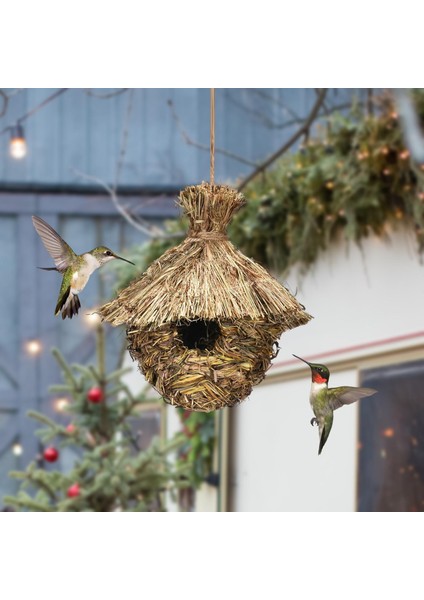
[{"xmin": 18, "ymin": 210, "xmax": 40, "ymax": 463}]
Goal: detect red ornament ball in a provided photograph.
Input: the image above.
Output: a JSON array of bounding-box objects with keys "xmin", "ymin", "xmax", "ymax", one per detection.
[
  {"xmin": 66, "ymin": 423, "xmax": 76, "ymax": 434},
  {"xmin": 67, "ymin": 483, "xmax": 81, "ymax": 498},
  {"xmin": 43, "ymin": 447, "xmax": 59, "ymax": 463},
  {"xmin": 87, "ymin": 387, "xmax": 104, "ymax": 403}
]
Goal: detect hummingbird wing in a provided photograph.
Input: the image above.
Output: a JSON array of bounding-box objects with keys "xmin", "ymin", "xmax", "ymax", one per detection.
[
  {"xmin": 318, "ymin": 413, "xmax": 333, "ymax": 455},
  {"xmin": 329, "ymin": 386, "xmax": 377, "ymax": 411},
  {"xmin": 32, "ymin": 216, "xmax": 75, "ymax": 272}
]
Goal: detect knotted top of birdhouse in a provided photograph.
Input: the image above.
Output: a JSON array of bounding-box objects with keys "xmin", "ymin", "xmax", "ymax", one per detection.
[{"xmin": 100, "ymin": 183, "xmax": 311, "ymax": 331}]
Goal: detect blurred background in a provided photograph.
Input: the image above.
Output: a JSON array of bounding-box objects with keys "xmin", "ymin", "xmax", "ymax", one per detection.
[{"xmin": 1, "ymin": 88, "xmax": 423, "ymax": 511}]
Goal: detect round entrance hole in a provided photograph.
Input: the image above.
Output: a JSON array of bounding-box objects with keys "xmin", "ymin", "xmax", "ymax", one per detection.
[{"xmin": 177, "ymin": 319, "xmax": 221, "ymax": 351}]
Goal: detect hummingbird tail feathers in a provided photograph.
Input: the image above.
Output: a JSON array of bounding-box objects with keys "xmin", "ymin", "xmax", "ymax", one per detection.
[
  {"xmin": 55, "ymin": 287, "xmax": 81, "ymax": 319},
  {"xmin": 318, "ymin": 414, "xmax": 333, "ymax": 455},
  {"xmin": 38, "ymin": 267, "xmax": 59, "ymax": 271}
]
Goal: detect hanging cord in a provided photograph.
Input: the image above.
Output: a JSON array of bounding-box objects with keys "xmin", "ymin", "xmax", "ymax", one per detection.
[{"xmin": 210, "ymin": 88, "xmax": 215, "ymax": 185}]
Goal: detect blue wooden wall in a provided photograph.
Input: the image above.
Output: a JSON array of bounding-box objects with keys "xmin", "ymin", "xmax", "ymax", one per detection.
[{"xmin": 0, "ymin": 88, "xmax": 366, "ymax": 188}]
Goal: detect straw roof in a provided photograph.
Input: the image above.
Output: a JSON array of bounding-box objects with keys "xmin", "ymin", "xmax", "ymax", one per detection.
[{"xmin": 100, "ymin": 183, "xmax": 311, "ymax": 331}]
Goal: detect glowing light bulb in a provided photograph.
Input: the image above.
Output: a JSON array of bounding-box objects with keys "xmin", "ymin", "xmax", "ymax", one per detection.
[
  {"xmin": 12, "ymin": 443, "xmax": 23, "ymax": 456},
  {"xmin": 54, "ymin": 397, "xmax": 70, "ymax": 412},
  {"xmin": 83, "ymin": 311, "xmax": 101, "ymax": 327},
  {"xmin": 383, "ymin": 427, "xmax": 395, "ymax": 438},
  {"xmin": 9, "ymin": 124, "xmax": 27, "ymax": 159},
  {"xmin": 25, "ymin": 339, "xmax": 42, "ymax": 356}
]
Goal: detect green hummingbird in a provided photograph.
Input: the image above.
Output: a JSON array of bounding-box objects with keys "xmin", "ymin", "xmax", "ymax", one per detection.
[
  {"xmin": 32, "ymin": 215, "xmax": 135, "ymax": 319},
  {"xmin": 293, "ymin": 354, "xmax": 377, "ymax": 455}
]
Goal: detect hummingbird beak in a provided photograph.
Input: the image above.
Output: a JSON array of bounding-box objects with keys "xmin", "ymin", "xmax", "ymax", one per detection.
[
  {"xmin": 115, "ymin": 255, "xmax": 135, "ymax": 266},
  {"xmin": 292, "ymin": 354, "xmax": 312, "ymax": 367}
]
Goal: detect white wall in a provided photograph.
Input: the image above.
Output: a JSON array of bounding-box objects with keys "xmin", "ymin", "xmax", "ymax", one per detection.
[
  {"xmin": 230, "ymin": 369, "xmax": 358, "ymax": 512},
  {"xmin": 229, "ymin": 226, "xmax": 424, "ymax": 512},
  {"xmin": 279, "ymin": 226, "xmax": 424, "ymax": 359}
]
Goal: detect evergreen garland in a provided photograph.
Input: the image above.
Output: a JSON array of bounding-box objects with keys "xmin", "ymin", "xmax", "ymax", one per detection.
[
  {"xmin": 230, "ymin": 91, "xmax": 424, "ymax": 273},
  {"xmin": 117, "ymin": 92, "xmax": 424, "ymax": 276}
]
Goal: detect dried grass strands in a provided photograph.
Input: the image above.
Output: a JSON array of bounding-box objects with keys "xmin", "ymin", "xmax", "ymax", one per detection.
[
  {"xmin": 101, "ymin": 183, "xmax": 311, "ymax": 330},
  {"xmin": 127, "ymin": 319, "xmax": 284, "ymax": 412}
]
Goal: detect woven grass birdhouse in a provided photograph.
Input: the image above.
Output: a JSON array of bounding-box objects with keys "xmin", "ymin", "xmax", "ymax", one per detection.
[{"xmin": 100, "ymin": 183, "xmax": 311, "ymax": 412}]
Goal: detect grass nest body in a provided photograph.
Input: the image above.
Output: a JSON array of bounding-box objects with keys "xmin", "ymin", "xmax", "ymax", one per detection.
[{"xmin": 100, "ymin": 183, "xmax": 311, "ymax": 412}]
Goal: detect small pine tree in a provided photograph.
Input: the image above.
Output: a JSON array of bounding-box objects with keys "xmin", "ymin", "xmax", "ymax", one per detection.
[{"xmin": 4, "ymin": 325, "xmax": 190, "ymax": 512}]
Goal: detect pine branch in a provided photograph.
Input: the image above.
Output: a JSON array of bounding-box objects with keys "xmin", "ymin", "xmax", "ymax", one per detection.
[
  {"xmin": 51, "ymin": 347, "xmax": 78, "ymax": 388},
  {"xmin": 105, "ymin": 367, "xmax": 133, "ymax": 382},
  {"xmin": 27, "ymin": 410, "xmax": 60, "ymax": 430},
  {"xmin": 4, "ymin": 495, "xmax": 53, "ymax": 512}
]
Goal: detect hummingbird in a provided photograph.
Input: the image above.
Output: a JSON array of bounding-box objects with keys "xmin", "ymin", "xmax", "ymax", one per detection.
[
  {"xmin": 293, "ymin": 354, "xmax": 377, "ymax": 455},
  {"xmin": 32, "ymin": 215, "xmax": 135, "ymax": 319}
]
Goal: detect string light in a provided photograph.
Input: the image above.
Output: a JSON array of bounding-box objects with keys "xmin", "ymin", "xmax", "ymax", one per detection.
[
  {"xmin": 83, "ymin": 311, "xmax": 101, "ymax": 327},
  {"xmin": 399, "ymin": 149, "xmax": 410, "ymax": 160},
  {"xmin": 9, "ymin": 124, "xmax": 27, "ymax": 159},
  {"xmin": 0, "ymin": 89, "xmax": 68, "ymax": 158},
  {"xmin": 25, "ymin": 339, "xmax": 42, "ymax": 356},
  {"xmin": 54, "ymin": 397, "xmax": 70, "ymax": 412},
  {"xmin": 382, "ymin": 427, "xmax": 395, "ymax": 438},
  {"xmin": 12, "ymin": 443, "xmax": 23, "ymax": 456}
]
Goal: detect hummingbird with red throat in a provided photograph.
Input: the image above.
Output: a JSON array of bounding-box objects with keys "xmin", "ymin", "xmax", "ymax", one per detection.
[{"xmin": 293, "ymin": 355, "xmax": 377, "ymax": 455}]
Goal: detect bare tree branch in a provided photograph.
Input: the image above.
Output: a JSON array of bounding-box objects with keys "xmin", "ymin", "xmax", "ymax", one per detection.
[
  {"xmin": 315, "ymin": 88, "xmax": 330, "ymax": 117},
  {"xmin": 167, "ymin": 99, "xmax": 257, "ymax": 167},
  {"xmin": 225, "ymin": 89, "xmax": 301, "ymax": 130},
  {"xmin": 248, "ymin": 88, "xmax": 302, "ymax": 121},
  {"xmin": 75, "ymin": 90, "xmax": 172, "ymax": 239},
  {"xmin": 0, "ymin": 88, "xmax": 69, "ymax": 137},
  {"xmin": 237, "ymin": 88, "xmax": 328, "ymax": 191},
  {"xmin": 84, "ymin": 88, "xmax": 129, "ymax": 99},
  {"xmin": 227, "ymin": 89, "xmax": 361, "ymax": 131},
  {"xmin": 0, "ymin": 90, "xmax": 8, "ymax": 118},
  {"xmin": 74, "ymin": 91, "xmax": 185, "ymax": 240},
  {"xmin": 73, "ymin": 169, "xmax": 165, "ymax": 238}
]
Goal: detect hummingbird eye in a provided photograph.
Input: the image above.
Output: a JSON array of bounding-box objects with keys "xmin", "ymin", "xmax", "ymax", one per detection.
[{"xmin": 104, "ymin": 250, "xmax": 112, "ymax": 256}]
